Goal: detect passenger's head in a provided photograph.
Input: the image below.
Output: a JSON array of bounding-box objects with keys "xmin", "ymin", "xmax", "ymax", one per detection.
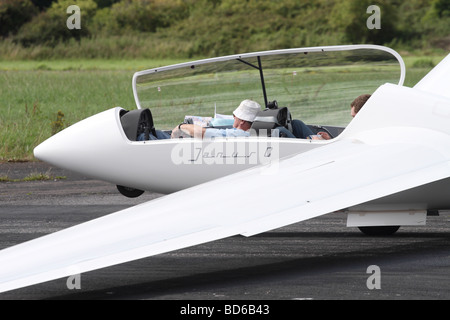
[
  {"xmin": 351, "ymin": 94, "xmax": 371, "ymax": 117},
  {"xmin": 233, "ymin": 99, "xmax": 261, "ymax": 130}
]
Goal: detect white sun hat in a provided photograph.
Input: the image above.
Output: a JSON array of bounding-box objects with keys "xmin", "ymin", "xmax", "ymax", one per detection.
[{"xmin": 233, "ymin": 99, "xmax": 261, "ymax": 122}]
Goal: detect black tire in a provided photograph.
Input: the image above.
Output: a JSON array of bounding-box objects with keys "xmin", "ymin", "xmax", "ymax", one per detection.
[
  {"xmin": 116, "ymin": 185, "xmax": 145, "ymax": 198},
  {"xmin": 358, "ymin": 226, "xmax": 400, "ymax": 236}
]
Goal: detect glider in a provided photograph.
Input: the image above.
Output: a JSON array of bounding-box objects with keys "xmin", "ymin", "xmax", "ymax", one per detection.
[{"xmin": 1, "ymin": 45, "xmax": 449, "ymax": 293}]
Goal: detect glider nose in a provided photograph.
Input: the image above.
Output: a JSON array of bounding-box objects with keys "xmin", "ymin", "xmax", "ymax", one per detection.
[
  {"xmin": 33, "ymin": 132, "xmax": 72, "ymax": 165},
  {"xmin": 33, "ymin": 124, "xmax": 81, "ymax": 166},
  {"xmin": 33, "ymin": 107, "xmax": 125, "ymax": 174},
  {"xmin": 33, "ymin": 138, "xmax": 53, "ymax": 164}
]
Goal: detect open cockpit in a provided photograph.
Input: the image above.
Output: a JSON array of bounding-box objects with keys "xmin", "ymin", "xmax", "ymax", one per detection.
[{"xmin": 128, "ymin": 45, "xmax": 404, "ymax": 142}]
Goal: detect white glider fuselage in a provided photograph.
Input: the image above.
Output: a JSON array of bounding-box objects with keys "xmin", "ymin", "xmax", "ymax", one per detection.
[
  {"xmin": 34, "ymin": 109, "xmax": 325, "ymax": 194},
  {"xmin": 33, "ymin": 44, "xmax": 408, "ymax": 195}
]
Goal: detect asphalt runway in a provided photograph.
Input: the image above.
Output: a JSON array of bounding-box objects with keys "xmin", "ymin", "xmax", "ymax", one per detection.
[{"xmin": 0, "ymin": 162, "xmax": 449, "ymax": 301}]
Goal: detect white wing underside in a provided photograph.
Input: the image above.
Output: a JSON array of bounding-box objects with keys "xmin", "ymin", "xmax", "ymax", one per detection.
[{"xmin": 1, "ymin": 125, "xmax": 450, "ymax": 293}]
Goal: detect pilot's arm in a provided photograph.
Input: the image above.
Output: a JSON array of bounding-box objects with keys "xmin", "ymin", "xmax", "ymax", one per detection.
[{"xmin": 171, "ymin": 123, "xmax": 206, "ymax": 138}]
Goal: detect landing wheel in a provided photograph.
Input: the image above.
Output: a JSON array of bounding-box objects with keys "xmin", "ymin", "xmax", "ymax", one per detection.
[
  {"xmin": 116, "ymin": 185, "xmax": 145, "ymax": 198},
  {"xmin": 358, "ymin": 226, "xmax": 400, "ymax": 236}
]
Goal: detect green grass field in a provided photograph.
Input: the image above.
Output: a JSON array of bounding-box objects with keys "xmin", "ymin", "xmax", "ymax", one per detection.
[
  {"xmin": 0, "ymin": 55, "xmax": 444, "ymax": 161},
  {"xmin": 0, "ymin": 59, "xmax": 184, "ymax": 161}
]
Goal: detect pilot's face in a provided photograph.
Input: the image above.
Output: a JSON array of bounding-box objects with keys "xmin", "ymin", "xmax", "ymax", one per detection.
[
  {"xmin": 233, "ymin": 114, "xmax": 241, "ymax": 128},
  {"xmin": 350, "ymin": 106, "xmax": 357, "ymax": 118}
]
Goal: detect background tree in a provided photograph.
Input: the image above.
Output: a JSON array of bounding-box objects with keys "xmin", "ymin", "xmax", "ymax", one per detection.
[
  {"xmin": 0, "ymin": 0, "xmax": 38, "ymax": 37},
  {"xmin": 16, "ymin": 0, "xmax": 97, "ymax": 46},
  {"xmin": 330, "ymin": 0, "xmax": 399, "ymax": 44},
  {"xmin": 30, "ymin": 0, "xmax": 56, "ymax": 10}
]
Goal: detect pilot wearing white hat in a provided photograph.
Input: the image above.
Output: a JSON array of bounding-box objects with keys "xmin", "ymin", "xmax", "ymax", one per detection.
[
  {"xmin": 232, "ymin": 99, "xmax": 261, "ymax": 123},
  {"xmin": 172, "ymin": 99, "xmax": 261, "ymax": 139}
]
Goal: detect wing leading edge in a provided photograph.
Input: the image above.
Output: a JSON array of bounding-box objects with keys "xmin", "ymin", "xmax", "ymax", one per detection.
[{"xmin": 1, "ymin": 83, "xmax": 450, "ymax": 293}]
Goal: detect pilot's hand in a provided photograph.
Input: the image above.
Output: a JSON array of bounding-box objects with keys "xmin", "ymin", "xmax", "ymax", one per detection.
[
  {"xmin": 171, "ymin": 127, "xmax": 191, "ymax": 139},
  {"xmin": 317, "ymin": 131, "xmax": 331, "ymax": 140}
]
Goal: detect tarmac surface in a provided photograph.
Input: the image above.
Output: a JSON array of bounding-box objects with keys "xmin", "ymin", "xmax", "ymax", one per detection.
[{"xmin": 0, "ymin": 162, "xmax": 449, "ymax": 301}]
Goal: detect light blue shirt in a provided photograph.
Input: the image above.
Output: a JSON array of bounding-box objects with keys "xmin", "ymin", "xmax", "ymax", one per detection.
[{"xmin": 204, "ymin": 128, "xmax": 250, "ymax": 139}]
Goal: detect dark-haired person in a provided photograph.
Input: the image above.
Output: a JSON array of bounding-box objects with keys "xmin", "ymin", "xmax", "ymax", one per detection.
[
  {"xmin": 351, "ymin": 94, "xmax": 371, "ymax": 118},
  {"xmin": 308, "ymin": 94, "xmax": 372, "ymax": 140}
]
